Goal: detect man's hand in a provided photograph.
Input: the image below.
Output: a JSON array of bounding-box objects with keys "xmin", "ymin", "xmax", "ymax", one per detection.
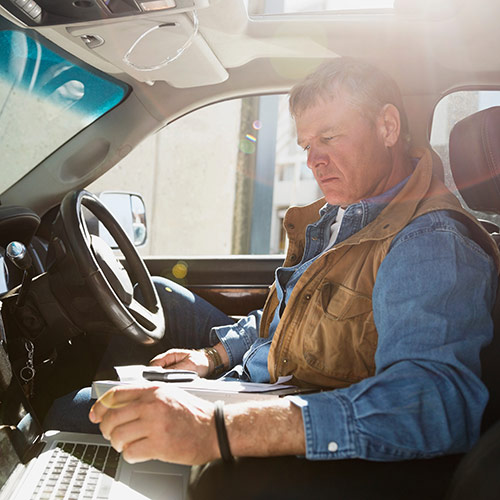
[
  {"xmin": 89, "ymin": 385, "xmax": 219, "ymax": 465},
  {"xmin": 150, "ymin": 343, "xmax": 230, "ymax": 378},
  {"xmin": 89, "ymin": 385, "xmax": 307, "ymax": 465},
  {"xmin": 150, "ymin": 349, "xmax": 211, "ymax": 377}
]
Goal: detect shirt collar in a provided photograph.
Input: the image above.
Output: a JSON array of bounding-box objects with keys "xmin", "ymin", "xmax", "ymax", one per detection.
[{"xmin": 318, "ymin": 158, "xmax": 417, "ymax": 225}]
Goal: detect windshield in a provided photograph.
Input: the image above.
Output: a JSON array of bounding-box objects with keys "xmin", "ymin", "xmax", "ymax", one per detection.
[{"xmin": 0, "ymin": 19, "xmax": 127, "ymax": 193}]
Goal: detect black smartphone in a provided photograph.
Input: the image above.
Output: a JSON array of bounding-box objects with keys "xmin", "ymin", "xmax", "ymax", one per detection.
[{"xmin": 142, "ymin": 369, "xmax": 198, "ymax": 383}]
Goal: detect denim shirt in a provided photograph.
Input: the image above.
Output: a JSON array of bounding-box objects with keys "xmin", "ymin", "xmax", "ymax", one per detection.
[
  {"xmin": 214, "ymin": 179, "xmax": 407, "ymax": 374},
  {"xmin": 212, "ymin": 180, "xmax": 498, "ymax": 461}
]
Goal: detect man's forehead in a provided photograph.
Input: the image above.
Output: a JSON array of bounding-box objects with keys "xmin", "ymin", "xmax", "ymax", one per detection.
[
  {"xmin": 297, "ymin": 123, "xmax": 338, "ymax": 145},
  {"xmin": 295, "ymin": 100, "xmax": 346, "ymax": 141}
]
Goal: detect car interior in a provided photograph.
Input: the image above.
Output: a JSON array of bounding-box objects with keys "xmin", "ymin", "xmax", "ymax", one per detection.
[{"xmin": 2, "ymin": 0, "xmax": 500, "ymax": 498}]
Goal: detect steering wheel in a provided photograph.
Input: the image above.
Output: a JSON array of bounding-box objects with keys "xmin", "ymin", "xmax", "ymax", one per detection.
[{"xmin": 53, "ymin": 189, "xmax": 165, "ymax": 344}]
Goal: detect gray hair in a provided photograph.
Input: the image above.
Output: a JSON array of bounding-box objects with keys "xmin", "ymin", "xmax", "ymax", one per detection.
[{"xmin": 289, "ymin": 58, "xmax": 411, "ymax": 150}]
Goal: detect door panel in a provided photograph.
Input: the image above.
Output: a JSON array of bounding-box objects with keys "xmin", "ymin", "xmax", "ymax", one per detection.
[{"xmin": 144, "ymin": 256, "xmax": 282, "ymax": 316}]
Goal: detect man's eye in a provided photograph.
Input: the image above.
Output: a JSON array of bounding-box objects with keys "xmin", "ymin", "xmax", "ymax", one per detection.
[{"xmin": 323, "ymin": 136, "xmax": 334, "ymax": 142}]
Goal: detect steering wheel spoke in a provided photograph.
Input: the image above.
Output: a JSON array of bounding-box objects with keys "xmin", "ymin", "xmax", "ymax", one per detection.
[{"xmin": 127, "ymin": 298, "xmax": 159, "ymax": 331}]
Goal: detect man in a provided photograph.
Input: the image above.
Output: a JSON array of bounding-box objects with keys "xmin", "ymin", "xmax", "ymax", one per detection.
[{"xmin": 69, "ymin": 58, "xmax": 500, "ymax": 495}]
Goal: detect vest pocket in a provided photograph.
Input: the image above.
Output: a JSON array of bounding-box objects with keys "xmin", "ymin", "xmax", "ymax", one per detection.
[{"xmin": 302, "ymin": 282, "xmax": 377, "ymax": 385}]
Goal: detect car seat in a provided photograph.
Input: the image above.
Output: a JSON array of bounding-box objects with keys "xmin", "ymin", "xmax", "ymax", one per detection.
[{"xmin": 446, "ymin": 106, "xmax": 500, "ymax": 499}]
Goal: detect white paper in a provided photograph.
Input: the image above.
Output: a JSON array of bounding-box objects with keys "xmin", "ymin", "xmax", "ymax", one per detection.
[{"xmin": 113, "ymin": 365, "xmax": 295, "ymax": 393}]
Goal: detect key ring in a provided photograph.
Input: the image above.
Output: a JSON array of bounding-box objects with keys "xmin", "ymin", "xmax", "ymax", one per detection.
[
  {"xmin": 20, "ymin": 339, "xmax": 35, "ymax": 383},
  {"xmin": 20, "ymin": 366, "xmax": 35, "ymax": 383}
]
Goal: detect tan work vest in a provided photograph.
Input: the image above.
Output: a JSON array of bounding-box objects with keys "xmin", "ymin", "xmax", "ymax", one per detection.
[{"xmin": 261, "ymin": 148, "xmax": 500, "ymax": 388}]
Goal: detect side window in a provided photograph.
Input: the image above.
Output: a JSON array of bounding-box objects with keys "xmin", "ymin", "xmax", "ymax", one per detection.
[
  {"xmin": 430, "ymin": 90, "xmax": 500, "ymax": 227},
  {"xmin": 87, "ymin": 95, "xmax": 321, "ymax": 256}
]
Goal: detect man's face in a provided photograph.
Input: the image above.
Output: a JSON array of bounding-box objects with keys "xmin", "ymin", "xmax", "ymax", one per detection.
[{"xmin": 295, "ymin": 94, "xmax": 401, "ymax": 207}]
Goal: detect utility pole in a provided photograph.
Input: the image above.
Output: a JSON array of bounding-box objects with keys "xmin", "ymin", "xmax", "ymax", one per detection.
[{"xmin": 231, "ymin": 96, "xmax": 260, "ymax": 254}]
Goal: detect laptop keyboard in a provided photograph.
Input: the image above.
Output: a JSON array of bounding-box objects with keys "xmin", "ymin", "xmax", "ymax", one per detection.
[{"xmin": 31, "ymin": 442, "xmax": 120, "ymax": 500}]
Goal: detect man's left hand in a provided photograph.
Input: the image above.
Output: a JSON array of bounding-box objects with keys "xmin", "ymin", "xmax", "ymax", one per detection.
[{"xmin": 89, "ymin": 385, "xmax": 218, "ymax": 465}]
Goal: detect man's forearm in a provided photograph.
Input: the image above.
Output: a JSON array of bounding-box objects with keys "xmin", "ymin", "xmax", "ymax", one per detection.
[
  {"xmin": 208, "ymin": 343, "xmax": 306, "ymax": 457},
  {"xmin": 91, "ymin": 385, "xmax": 306, "ymax": 464},
  {"xmin": 223, "ymin": 398, "xmax": 306, "ymax": 457}
]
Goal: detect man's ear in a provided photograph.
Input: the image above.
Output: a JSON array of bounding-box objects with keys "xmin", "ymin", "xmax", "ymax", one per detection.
[{"xmin": 378, "ymin": 103, "xmax": 401, "ymax": 148}]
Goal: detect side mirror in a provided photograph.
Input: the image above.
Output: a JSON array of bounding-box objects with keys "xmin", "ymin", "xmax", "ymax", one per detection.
[{"xmin": 95, "ymin": 191, "xmax": 147, "ymax": 248}]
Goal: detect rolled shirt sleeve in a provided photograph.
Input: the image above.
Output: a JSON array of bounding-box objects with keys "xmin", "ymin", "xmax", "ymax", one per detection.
[
  {"xmin": 289, "ymin": 212, "xmax": 498, "ymax": 461},
  {"xmin": 212, "ymin": 310, "xmax": 262, "ymax": 367}
]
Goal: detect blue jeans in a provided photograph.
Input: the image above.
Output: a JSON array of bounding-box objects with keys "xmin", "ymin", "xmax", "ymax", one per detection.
[
  {"xmin": 43, "ymin": 277, "xmax": 232, "ymax": 433},
  {"xmin": 96, "ymin": 277, "xmax": 232, "ymax": 378}
]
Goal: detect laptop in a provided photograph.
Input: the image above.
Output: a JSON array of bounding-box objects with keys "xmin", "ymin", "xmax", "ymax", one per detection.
[{"xmin": 0, "ymin": 380, "xmax": 190, "ymax": 500}]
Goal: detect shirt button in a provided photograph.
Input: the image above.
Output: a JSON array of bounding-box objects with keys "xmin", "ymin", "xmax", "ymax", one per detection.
[
  {"xmin": 305, "ymin": 294, "xmax": 311, "ymax": 300},
  {"xmin": 283, "ymin": 359, "xmax": 288, "ymax": 364},
  {"xmin": 328, "ymin": 441, "xmax": 339, "ymax": 452},
  {"xmin": 355, "ymin": 208, "xmax": 362, "ymax": 215}
]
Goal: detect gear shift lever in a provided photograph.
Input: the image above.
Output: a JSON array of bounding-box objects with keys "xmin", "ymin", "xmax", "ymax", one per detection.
[
  {"xmin": 6, "ymin": 241, "xmax": 32, "ymax": 271},
  {"xmin": 6, "ymin": 241, "xmax": 33, "ymax": 307}
]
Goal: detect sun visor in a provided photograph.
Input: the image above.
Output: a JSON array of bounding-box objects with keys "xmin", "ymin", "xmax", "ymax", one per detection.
[{"xmin": 68, "ymin": 11, "xmax": 228, "ymax": 86}]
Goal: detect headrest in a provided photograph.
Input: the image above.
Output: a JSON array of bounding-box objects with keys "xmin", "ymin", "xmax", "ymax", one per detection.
[{"xmin": 449, "ymin": 106, "xmax": 500, "ymax": 214}]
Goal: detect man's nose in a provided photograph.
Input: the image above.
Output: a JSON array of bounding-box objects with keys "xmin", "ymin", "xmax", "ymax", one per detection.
[{"xmin": 307, "ymin": 146, "xmax": 329, "ymax": 170}]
